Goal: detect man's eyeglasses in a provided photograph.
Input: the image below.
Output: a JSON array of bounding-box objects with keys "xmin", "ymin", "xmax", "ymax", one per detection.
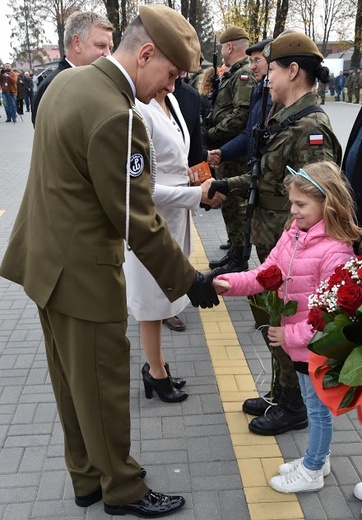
[{"xmin": 250, "ymin": 57, "xmax": 265, "ymax": 65}]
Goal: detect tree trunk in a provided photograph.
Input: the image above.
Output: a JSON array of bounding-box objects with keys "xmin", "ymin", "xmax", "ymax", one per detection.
[
  {"xmin": 351, "ymin": 0, "xmax": 362, "ymax": 68},
  {"xmin": 104, "ymin": 0, "xmax": 121, "ymax": 49},
  {"xmin": 274, "ymin": 0, "xmax": 289, "ymax": 37}
]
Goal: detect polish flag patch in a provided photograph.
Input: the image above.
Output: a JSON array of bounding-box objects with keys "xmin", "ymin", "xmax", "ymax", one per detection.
[
  {"xmin": 309, "ymin": 134, "xmax": 324, "ymax": 145},
  {"xmin": 240, "ymin": 74, "xmax": 249, "ymax": 81}
]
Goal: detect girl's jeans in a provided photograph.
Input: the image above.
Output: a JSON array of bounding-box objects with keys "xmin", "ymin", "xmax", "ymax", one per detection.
[{"xmin": 297, "ymin": 372, "xmax": 333, "ymax": 470}]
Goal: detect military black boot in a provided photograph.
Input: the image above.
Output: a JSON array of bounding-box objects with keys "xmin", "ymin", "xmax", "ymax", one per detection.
[
  {"xmin": 211, "ymin": 246, "xmax": 248, "ymax": 275},
  {"xmin": 209, "ymin": 246, "xmax": 234, "ymax": 269},
  {"xmin": 248, "ymin": 386, "xmax": 308, "ymax": 436},
  {"xmin": 242, "ymin": 372, "xmax": 282, "ymax": 416}
]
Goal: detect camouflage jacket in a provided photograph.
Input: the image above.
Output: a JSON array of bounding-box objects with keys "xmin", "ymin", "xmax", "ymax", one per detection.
[
  {"xmin": 206, "ymin": 57, "xmax": 255, "ymax": 148},
  {"xmin": 228, "ymin": 92, "xmax": 341, "ymax": 251},
  {"xmin": 346, "ymin": 72, "xmax": 356, "ymax": 89}
]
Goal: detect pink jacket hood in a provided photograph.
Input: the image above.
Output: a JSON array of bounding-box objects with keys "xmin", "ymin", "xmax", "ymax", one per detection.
[{"xmin": 217, "ymin": 219, "xmax": 354, "ymax": 362}]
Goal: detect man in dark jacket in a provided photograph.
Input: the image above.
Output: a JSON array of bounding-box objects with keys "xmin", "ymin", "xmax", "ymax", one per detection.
[{"xmin": 32, "ymin": 11, "xmax": 114, "ymax": 125}]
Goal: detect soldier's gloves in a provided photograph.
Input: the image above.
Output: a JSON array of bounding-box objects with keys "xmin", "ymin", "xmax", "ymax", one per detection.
[
  {"xmin": 187, "ymin": 271, "xmax": 220, "ymax": 309},
  {"xmin": 200, "ymin": 203, "xmax": 212, "ymax": 211},
  {"xmin": 208, "ymin": 179, "xmax": 229, "ymax": 199}
]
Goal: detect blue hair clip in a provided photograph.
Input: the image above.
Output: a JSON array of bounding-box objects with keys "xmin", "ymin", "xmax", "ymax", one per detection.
[{"xmin": 286, "ymin": 166, "xmax": 326, "ymax": 196}]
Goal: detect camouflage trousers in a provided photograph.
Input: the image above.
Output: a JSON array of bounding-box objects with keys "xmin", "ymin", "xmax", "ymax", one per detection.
[
  {"xmin": 247, "ymin": 243, "xmax": 301, "ymax": 394},
  {"xmin": 216, "ymin": 161, "xmax": 247, "ymax": 247}
]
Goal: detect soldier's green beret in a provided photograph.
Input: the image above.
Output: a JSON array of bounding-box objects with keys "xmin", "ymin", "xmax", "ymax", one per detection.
[
  {"xmin": 139, "ymin": 5, "xmax": 201, "ymax": 73},
  {"xmin": 263, "ymin": 33, "xmax": 323, "ymax": 63},
  {"xmin": 219, "ymin": 26, "xmax": 249, "ymax": 44}
]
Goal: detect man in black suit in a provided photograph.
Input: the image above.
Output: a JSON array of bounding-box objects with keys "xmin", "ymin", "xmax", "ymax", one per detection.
[{"xmin": 32, "ymin": 11, "xmax": 114, "ymax": 125}]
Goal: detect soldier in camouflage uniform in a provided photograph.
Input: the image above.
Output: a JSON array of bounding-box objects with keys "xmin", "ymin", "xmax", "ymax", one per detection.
[
  {"xmin": 206, "ymin": 26, "xmax": 255, "ymax": 273},
  {"xmin": 210, "ymin": 32, "xmax": 341, "ymax": 436},
  {"xmin": 346, "ymin": 68, "xmax": 356, "ymax": 103},
  {"xmin": 354, "ymin": 68, "xmax": 361, "ymax": 103}
]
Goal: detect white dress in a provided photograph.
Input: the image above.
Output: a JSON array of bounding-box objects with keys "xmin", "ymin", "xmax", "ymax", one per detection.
[{"xmin": 124, "ymin": 94, "xmax": 202, "ymax": 321}]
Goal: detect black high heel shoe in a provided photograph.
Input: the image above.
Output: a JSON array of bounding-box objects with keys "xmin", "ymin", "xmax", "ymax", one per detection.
[
  {"xmin": 164, "ymin": 363, "xmax": 186, "ymax": 389},
  {"xmin": 142, "ymin": 362, "xmax": 186, "ymax": 390},
  {"xmin": 142, "ymin": 368, "xmax": 188, "ymax": 403}
]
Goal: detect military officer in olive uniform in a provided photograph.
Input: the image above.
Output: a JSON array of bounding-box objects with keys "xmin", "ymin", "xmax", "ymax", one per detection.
[
  {"xmin": 209, "ymin": 32, "xmax": 341, "ymax": 437},
  {"xmin": 0, "ymin": 5, "xmax": 219, "ymax": 518},
  {"xmin": 206, "ymin": 26, "xmax": 256, "ymax": 274},
  {"xmin": 346, "ymin": 68, "xmax": 356, "ymax": 103}
]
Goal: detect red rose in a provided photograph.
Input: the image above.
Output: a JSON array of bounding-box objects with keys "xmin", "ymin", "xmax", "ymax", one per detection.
[
  {"xmin": 327, "ymin": 265, "xmax": 353, "ymax": 289},
  {"xmin": 358, "ymin": 267, "xmax": 362, "ymax": 282},
  {"xmin": 337, "ymin": 284, "xmax": 362, "ymax": 316},
  {"xmin": 307, "ymin": 307, "xmax": 327, "ymax": 332},
  {"xmin": 256, "ymin": 265, "xmax": 283, "ymax": 291}
]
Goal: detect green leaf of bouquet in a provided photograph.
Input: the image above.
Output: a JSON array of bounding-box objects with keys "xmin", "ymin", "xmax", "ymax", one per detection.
[
  {"xmin": 344, "ymin": 321, "xmax": 362, "ymax": 344},
  {"xmin": 322, "ymin": 367, "xmax": 341, "ymax": 388},
  {"xmin": 339, "ymin": 345, "xmax": 362, "ymax": 386},
  {"xmin": 339, "ymin": 387, "xmax": 357, "ymax": 409},
  {"xmin": 322, "ymin": 312, "xmax": 334, "ymax": 323},
  {"xmin": 270, "ymin": 313, "xmax": 281, "ymax": 326},
  {"xmin": 281, "ymin": 300, "xmax": 298, "ymax": 317},
  {"xmin": 334, "ymin": 314, "xmax": 353, "ymax": 327},
  {"xmin": 323, "ymin": 322, "xmax": 337, "ymax": 333},
  {"xmin": 308, "ymin": 326, "xmax": 358, "ymax": 361}
]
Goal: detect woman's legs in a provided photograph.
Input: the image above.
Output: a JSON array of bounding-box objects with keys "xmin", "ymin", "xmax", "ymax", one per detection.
[{"xmin": 140, "ymin": 320, "xmax": 167, "ymax": 379}]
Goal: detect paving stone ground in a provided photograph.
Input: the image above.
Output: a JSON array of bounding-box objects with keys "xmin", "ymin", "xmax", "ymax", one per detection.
[{"xmin": 0, "ymin": 101, "xmax": 362, "ymax": 520}]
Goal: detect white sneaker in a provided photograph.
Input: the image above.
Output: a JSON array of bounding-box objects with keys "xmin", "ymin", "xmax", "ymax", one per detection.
[
  {"xmin": 279, "ymin": 452, "xmax": 331, "ymax": 477},
  {"xmin": 270, "ymin": 460, "xmax": 324, "ymax": 493},
  {"xmin": 354, "ymin": 482, "xmax": 362, "ymax": 500}
]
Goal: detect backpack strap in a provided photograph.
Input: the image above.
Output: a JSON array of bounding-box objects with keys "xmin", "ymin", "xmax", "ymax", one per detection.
[{"xmin": 264, "ymin": 105, "xmax": 324, "ymax": 138}]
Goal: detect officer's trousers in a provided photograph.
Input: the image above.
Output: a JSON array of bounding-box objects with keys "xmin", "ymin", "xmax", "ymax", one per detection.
[{"xmin": 38, "ymin": 307, "xmax": 148, "ymax": 505}]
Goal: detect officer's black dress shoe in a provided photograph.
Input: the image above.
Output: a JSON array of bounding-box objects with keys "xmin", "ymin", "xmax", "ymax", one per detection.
[
  {"xmin": 104, "ymin": 490, "xmax": 185, "ymax": 517},
  {"xmin": 75, "ymin": 468, "xmax": 147, "ymax": 507}
]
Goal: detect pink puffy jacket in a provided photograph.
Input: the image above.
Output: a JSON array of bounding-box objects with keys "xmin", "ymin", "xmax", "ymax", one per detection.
[{"xmin": 217, "ymin": 219, "xmax": 354, "ymax": 362}]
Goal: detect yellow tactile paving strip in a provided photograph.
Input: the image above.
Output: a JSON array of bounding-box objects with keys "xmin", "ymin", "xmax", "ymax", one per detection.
[
  {"xmin": 191, "ymin": 226, "xmax": 304, "ymax": 520},
  {"xmin": 0, "ymin": 210, "xmax": 5, "ymax": 217}
]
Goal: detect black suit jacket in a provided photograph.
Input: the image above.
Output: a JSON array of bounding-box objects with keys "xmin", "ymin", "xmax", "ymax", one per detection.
[
  {"xmin": 32, "ymin": 57, "xmax": 71, "ymax": 126},
  {"xmin": 173, "ymin": 78, "xmax": 206, "ymax": 166},
  {"xmin": 342, "ymin": 107, "xmax": 362, "ymax": 226}
]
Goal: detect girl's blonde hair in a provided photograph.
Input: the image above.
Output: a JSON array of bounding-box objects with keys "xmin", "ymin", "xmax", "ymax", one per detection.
[
  {"xmin": 198, "ymin": 67, "xmax": 213, "ymax": 96},
  {"xmin": 284, "ymin": 161, "xmax": 362, "ymax": 243}
]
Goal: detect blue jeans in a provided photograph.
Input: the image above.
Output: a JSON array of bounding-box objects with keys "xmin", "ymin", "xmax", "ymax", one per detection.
[
  {"xmin": 297, "ymin": 372, "xmax": 333, "ymax": 470},
  {"xmin": 2, "ymin": 92, "xmax": 17, "ymax": 121}
]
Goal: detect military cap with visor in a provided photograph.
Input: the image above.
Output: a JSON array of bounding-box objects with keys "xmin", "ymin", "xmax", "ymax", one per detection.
[
  {"xmin": 262, "ymin": 33, "xmax": 323, "ymax": 63},
  {"xmin": 246, "ymin": 38, "xmax": 273, "ymax": 56},
  {"xmin": 219, "ymin": 26, "xmax": 249, "ymax": 44},
  {"xmin": 139, "ymin": 4, "xmax": 201, "ymax": 73}
]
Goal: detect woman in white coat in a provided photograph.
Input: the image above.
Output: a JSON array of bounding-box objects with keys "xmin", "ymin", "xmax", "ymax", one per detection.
[{"xmin": 124, "ymin": 89, "xmax": 222, "ymax": 403}]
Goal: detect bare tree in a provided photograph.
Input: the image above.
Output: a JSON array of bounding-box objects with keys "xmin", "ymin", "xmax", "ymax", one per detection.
[
  {"xmin": 7, "ymin": 0, "xmax": 48, "ymax": 69},
  {"xmin": 351, "ymin": 0, "xmax": 362, "ymax": 67},
  {"xmin": 274, "ymin": 0, "xmax": 289, "ymax": 37}
]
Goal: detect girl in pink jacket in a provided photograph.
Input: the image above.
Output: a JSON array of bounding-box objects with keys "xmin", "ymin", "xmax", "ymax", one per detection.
[{"xmin": 213, "ymin": 161, "xmax": 362, "ymax": 494}]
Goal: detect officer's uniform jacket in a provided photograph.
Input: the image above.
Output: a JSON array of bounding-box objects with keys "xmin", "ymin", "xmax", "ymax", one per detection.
[{"xmin": 0, "ymin": 57, "xmax": 196, "ymax": 323}]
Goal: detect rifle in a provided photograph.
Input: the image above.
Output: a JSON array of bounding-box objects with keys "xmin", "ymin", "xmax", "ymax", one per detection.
[
  {"xmin": 209, "ymin": 34, "xmax": 219, "ymax": 106},
  {"xmin": 242, "ymin": 75, "xmax": 270, "ymax": 262}
]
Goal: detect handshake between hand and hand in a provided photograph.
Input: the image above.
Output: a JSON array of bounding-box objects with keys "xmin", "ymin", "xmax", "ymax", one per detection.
[{"xmin": 187, "ymin": 271, "xmax": 220, "ymax": 308}]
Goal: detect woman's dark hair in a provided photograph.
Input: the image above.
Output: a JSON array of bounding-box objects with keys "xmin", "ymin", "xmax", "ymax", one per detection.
[{"xmin": 275, "ymin": 56, "xmax": 330, "ymax": 85}]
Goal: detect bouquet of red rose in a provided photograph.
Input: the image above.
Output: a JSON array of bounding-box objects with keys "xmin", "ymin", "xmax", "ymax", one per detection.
[
  {"xmin": 307, "ymin": 257, "xmax": 362, "ymax": 414},
  {"xmin": 250, "ymin": 265, "xmax": 297, "ymax": 396}
]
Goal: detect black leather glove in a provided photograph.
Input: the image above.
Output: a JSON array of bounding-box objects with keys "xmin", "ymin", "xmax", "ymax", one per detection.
[
  {"xmin": 187, "ymin": 271, "xmax": 220, "ymax": 309},
  {"xmin": 208, "ymin": 179, "xmax": 229, "ymax": 199},
  {"xmin": 200, "ymin": 203, "xmax": 211, "ymax": 211}
]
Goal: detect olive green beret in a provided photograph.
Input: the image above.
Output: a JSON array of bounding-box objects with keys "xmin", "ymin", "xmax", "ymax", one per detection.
[
  {"xmin": 219, "ymin": 26, "xmax": 249, "ymax": 44},
  {"xmin": 139, "ymin": 5, "xmax": 201, "ymax": 73},
  {"xmin": 263, "ymin": 33, "xmax": 323, "ymax": 63}
]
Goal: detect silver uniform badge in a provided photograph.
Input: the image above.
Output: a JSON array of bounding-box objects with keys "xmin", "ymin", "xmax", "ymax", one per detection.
[
  {"xmin": 129, "ymin": 153, "xmax": 144, "ymax": 177},
  {"xmin": 263, "ymin": 43, "xmax": 271, "ymax": 58}
]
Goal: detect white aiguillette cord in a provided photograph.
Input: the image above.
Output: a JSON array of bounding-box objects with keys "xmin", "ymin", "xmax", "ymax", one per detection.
[{"xmin": 125, "ymin": 106, "xmax": 157, "ymax": 251}]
